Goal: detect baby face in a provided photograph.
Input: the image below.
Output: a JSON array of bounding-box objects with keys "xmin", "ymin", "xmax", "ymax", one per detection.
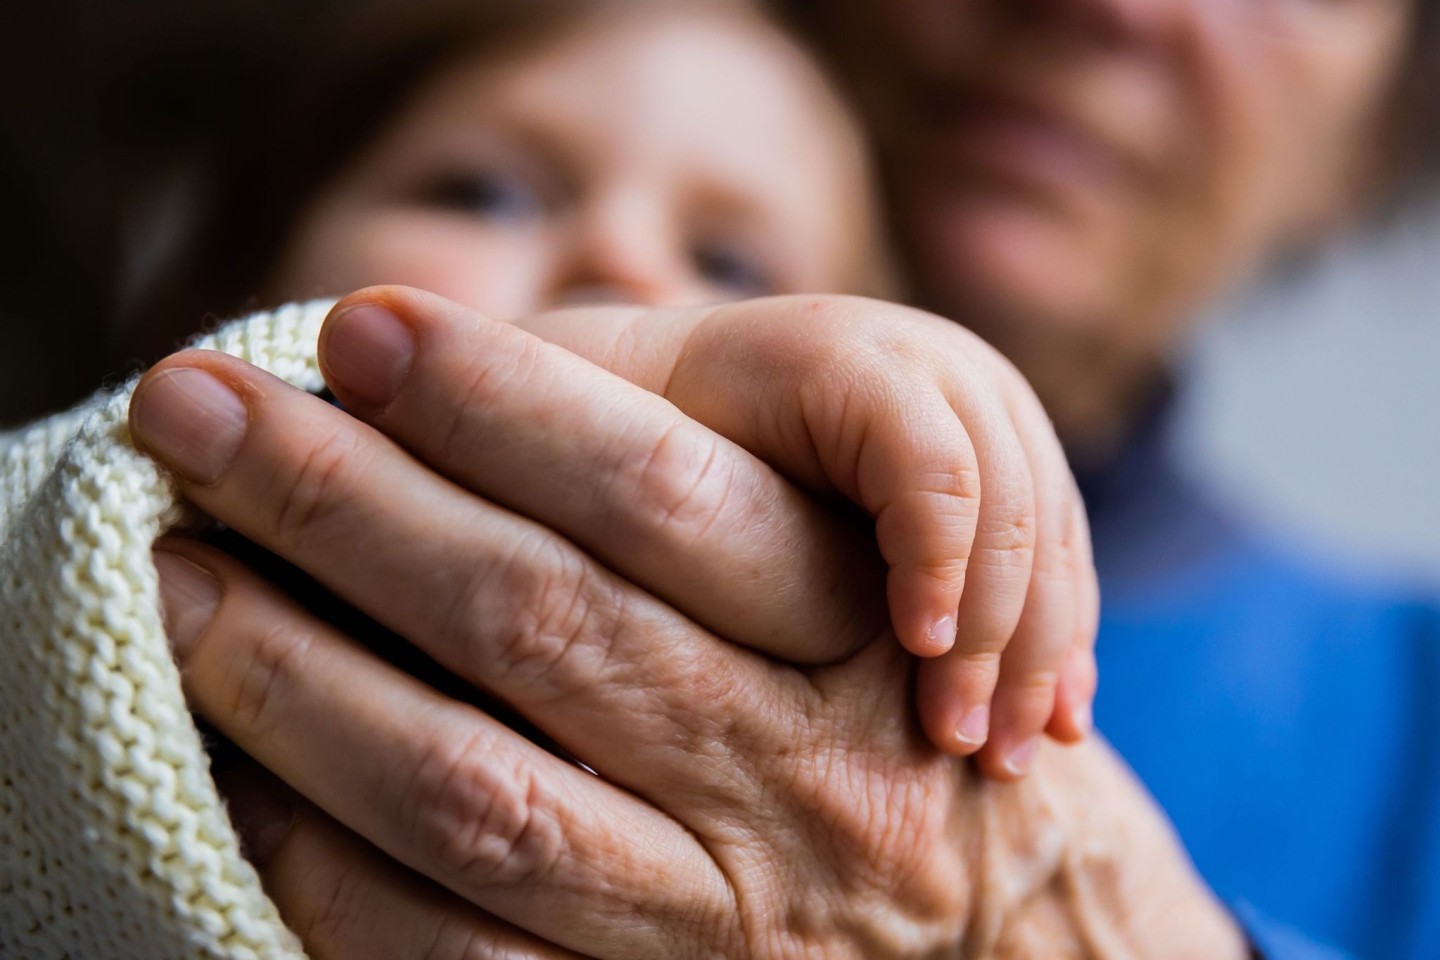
[{"xmin": 270, "ymin": 4, "xmax": 882, "ymax": 317}]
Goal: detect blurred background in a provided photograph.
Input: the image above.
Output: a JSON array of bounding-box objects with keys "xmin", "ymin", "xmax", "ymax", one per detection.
[
  {"xmin": 2, "ymin": 0, "xmax": 1435, "ymax": 585},
  {"xmin": 1178, "ymin": 201, "xmax": 1440, "ymax": 586},
  {"xmin": 0, "ymin": 1, "xmax": 341, "ymax": 421}
]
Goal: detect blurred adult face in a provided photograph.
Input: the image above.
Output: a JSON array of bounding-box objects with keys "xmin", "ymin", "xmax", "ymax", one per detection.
[
  {"xmin": 269, "ymin": 5, "xmax": 879, "ymax": 318},
  {"xmin": 821, "ymin": 0, "xmax": 1413, "ymax": 375}
]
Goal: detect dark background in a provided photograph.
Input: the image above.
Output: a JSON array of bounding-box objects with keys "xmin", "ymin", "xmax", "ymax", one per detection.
[{"xmin": 0, "ymin": 2, "xmax": 347, "ymax": 424}]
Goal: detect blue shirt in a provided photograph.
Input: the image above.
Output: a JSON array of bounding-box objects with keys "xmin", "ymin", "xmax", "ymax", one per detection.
[{"xmin": 1082, "ymin": 410, "xmax": 1440, "ymax": 958}]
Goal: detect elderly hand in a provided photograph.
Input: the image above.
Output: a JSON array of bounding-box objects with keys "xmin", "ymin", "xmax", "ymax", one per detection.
[
  {"xmin": 136, "ymin": 288, "xmax": 1244, "ymax": 957},
  {"xmin": 512, "ymin": 293, "xmax": 1101, "ymax": 773}
]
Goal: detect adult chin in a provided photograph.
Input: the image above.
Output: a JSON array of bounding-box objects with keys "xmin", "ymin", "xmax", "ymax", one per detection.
[
  {"xmin": 895, "ymin": 184, "xmax": 1189, "ymax": 449},
  {"xmin": 901, "ymin": 185, "xmax": 1126, "ymax": 347}
]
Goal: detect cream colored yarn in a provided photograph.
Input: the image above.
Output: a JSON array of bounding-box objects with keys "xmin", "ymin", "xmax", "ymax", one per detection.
[{"xmin": 1, "ymin": 301, "xmax": 338, "ymax": 959}]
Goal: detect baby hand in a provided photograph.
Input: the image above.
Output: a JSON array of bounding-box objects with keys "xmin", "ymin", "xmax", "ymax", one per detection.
[{"xmin": 522, "ymin": 295, "xmax": 1100, "ymax": 780}]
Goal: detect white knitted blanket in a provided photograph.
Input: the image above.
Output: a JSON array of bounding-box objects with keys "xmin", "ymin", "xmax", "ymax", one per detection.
[{"xmin": 1, "ymin": 302, "xmax": 338, "ymax": 959}]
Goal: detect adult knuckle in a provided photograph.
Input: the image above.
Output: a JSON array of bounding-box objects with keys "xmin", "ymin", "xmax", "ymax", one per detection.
[
  {"xmin": 657, "ymin": 665, "xmax": 761, "ymax": 770},
  {"xmin": 271, "ymin": 425, "xmax": 368, "ymax": 551},
  {"xmin": 628, "ymin": 423, "xmax": 744, "ymax": 545},
  {"xmin": 230, "ymin": 619, "xmax": 315, "ymax": 737},
  {"xmin": 479, "ymin": 534, "xmax": 622, "ymax": 694},
  {"xmin": 404, "ymin": 732, "xmax": 566, "ymax": 889},
  {"xmin": 438, "ymin": 334, "xmax": 542, "ymax": 465}
]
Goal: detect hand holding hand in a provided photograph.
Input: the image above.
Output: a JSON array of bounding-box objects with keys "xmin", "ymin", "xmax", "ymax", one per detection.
[
  {"xmin": 134, "ymin": 289, "xmax": 1239, "ymax": 958},
  {"xmin": 509, "ymin": 294, "xmax": 1100, "ymax": 776}
]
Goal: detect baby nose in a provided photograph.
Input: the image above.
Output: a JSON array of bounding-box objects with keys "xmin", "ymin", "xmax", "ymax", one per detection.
[{"xmin": 551, "ymin": 196, "xmax": 687, "ymax": 308}]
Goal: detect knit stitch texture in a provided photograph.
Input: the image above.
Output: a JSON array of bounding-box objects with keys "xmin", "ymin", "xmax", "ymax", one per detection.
[{"xmin": 1, "ymin": 301, "xmax": 338, "ymax": 959}]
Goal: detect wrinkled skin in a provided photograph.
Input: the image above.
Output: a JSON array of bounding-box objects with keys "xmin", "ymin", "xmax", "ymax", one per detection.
[{"xmin": 144, "ymin": 289, "xmax": 1246, "ymax": 957}]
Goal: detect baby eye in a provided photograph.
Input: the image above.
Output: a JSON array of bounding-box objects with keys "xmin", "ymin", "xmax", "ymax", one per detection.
[
  {"xmin": 692, "ymin": 241, "xmax": 776, "ymax": 298},
  {"xmin": 424, "ymin": 169, "xmax": 545, "ymax": 222}
]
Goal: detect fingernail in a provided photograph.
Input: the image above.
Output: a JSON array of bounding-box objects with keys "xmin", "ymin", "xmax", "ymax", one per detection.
[
  {"xmin": 154, "ymin": 549, "xmax": 221, "ymax": 659},
  {"xmin": 131, "ymin": 367, "xmax": 248, "ymax": 484},
  {"xmin": 322, "ymin": 303, "xmax": 415, "ymax": 410},
  {"xmin": 954, "ymin": 705, "xmax": 990, "ymax": 747},
  {"xmin": 1003, "ymin": 737, "xmax": 1039, "ymax": 777},
  {"xmin": 925, "ymin": 615, "xmax": 957, "ymax": 654},
  {"xmin": 218, "ymin": 770, "xmax": 297, "ymax": 867}
]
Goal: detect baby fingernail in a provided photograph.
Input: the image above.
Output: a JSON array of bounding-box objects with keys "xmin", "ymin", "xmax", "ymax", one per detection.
[
  {"xmin": 1003, "ymin": 737, "xmax": 1039, "ymax": 777},
  {"xmin": 131, "ymin": 367, "xmax": 249, "ymax": 484},
  {"xmin": 925, "ymin": 615, "xmax": 957, "ymax": 654},
  {"xmin": 954, "ymin": 705, "xmax": 990, "ymax": 747},
  {"xmin": 154, "ymin": 549, "xmax": 221, "ymax": 660},
  {"xmin": 322, "ymin": 303, "xmax": 415, "ymax": 411}
]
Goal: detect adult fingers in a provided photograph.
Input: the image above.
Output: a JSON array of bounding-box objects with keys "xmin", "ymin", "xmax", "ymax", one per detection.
[
  {"xmin": 514, "ymin": 297, "xmax": 981, "ymax": 660},
  {"xmin": 156, "ymin": 541, "xmax": 732, "ymax": 959},
  {"xmin": 130, "ymin": 350, "xmax": 805, "ymax": 809},
  {"xmin": 315, "ymin": 287, "xmax": 886, "ymax": 664},
  {"xmin": 526, "ymin": 289, "xmax": 1101, "ymax": 769},
  {"xmin": 518, "ymin": 296, "xmax": 1040, "ymax": 752},
  {"xmin": 217, "ymin": 763, "xmax": 587, "ymax": 960},
  {"xmin": 518, "ymin": 295, "xmax": 1096, "ymax": 767}
]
